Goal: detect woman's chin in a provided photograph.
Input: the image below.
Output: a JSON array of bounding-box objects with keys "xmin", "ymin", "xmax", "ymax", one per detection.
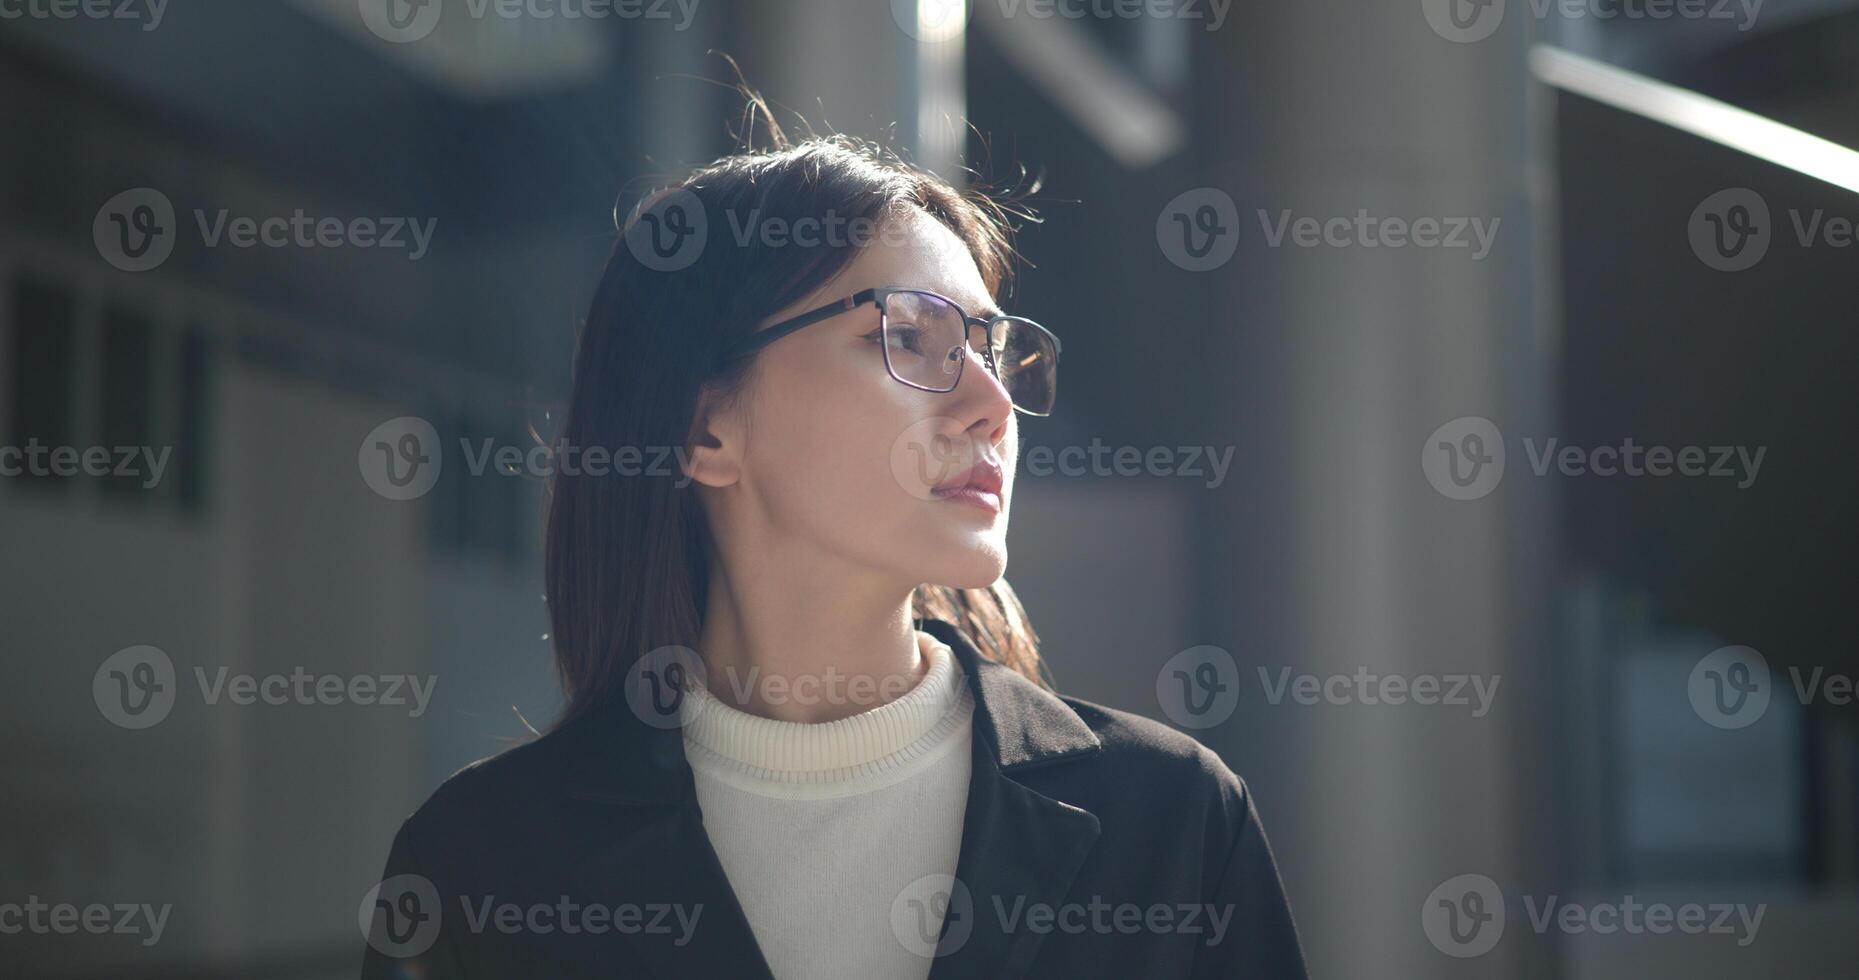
[{"xmin": 920, "ymin": 544, "xmax": 1008, "ymax": 590}]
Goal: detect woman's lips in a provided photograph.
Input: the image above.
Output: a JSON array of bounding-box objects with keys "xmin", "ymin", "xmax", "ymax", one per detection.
[
  {"xmin": 929, "ymin": 456, "xmax": 1004, "ymax": 514},
  {"xmin": 931, "ymin": 485, "xmax": 1002, "ymax": 513}
]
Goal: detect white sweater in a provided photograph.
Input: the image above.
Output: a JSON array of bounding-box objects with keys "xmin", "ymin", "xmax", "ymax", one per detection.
[{"xmin": 680, "ymin": 630, "xmax": 975, "ymax": 980}]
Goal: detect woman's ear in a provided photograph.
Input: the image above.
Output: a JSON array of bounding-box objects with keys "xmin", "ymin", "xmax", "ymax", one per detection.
[{"xmin": 684, "ymin": 382, "xmax": 745, "ymax": 489}]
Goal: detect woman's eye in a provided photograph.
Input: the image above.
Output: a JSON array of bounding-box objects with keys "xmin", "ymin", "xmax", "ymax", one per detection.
[{"xmin": 885, "ymin": 325, "xmax": 927, "ymax": 356}]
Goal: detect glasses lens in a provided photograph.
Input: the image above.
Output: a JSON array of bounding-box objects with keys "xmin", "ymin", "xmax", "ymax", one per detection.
[
  {"xmin": 990, "ymin": 317, "xmax": 1059, "ymax": 415},
  {"xmin": 882, "ymin": 291, "xmax": 970, "ymax": 392}
]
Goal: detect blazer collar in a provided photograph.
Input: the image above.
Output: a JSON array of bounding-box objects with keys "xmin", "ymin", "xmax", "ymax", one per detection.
[
  {"xmin": 563, "ymin": 616, "xmax": 1102, "ymax": 803},
  {"xmin": 562, "ymin": 618, "xmax": 1104, "ymax": 980}
]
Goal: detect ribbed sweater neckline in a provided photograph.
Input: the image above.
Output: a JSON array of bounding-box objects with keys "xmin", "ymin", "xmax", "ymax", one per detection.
[{"xmin": 680, "ymin": 630, "xmax": 970, "ymax": 781}]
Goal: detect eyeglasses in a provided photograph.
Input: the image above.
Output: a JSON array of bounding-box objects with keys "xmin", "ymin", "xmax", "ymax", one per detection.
[{"xmin": 719, "ymin": 286, "xmax": 1061, "ymax": 416}]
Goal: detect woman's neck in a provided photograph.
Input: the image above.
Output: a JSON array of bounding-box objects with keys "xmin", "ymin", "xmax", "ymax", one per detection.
[{"xmin": 696, "ymin": 557, "xmax": 927, "ymax": 724}]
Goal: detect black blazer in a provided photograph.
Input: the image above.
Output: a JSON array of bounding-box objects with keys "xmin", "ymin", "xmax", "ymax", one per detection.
[{"xmin": 360, "ymin": 619, "xmax": 1308, "ymax": 979}]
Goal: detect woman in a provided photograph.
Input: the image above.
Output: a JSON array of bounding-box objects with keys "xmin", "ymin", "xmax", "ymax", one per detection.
[{"xmin": 361, "ymin": 106, "xmax": 1307, "ymax": 979}]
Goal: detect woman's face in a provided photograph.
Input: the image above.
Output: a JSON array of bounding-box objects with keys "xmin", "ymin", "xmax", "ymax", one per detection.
[{"xmin": 695, "ymin": 206, "xmax": 1019, "ymax": 592}]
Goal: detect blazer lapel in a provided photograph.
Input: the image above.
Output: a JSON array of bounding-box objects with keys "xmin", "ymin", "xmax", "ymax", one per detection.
[
  {"xmin": 564, "ymin": 690, "xmax": 777, "ymax": 980},
  {"xmin": 919, "ymin": 619, "xmax": 1105, "ymax": 980}
]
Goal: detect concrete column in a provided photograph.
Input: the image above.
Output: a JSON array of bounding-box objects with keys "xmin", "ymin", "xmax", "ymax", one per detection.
[{"xmin": 1196, "ymin": 5, "xmax": 1557, "ymax": 977}]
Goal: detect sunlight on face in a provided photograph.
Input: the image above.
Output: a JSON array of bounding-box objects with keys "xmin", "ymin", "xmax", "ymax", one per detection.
[{"xmin": 723, "ymin": 207, "xmax": 1020, "ymax": 592}]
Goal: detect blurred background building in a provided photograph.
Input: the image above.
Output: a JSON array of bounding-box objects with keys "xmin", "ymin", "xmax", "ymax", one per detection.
[{"xmin": 2, "ymin": 0, "xmax": 1856, "ymax": 976}]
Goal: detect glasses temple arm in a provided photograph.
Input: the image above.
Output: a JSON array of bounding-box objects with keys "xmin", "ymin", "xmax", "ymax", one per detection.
[{"xmin": 719, "ymin": 288, "xmax": 880, "ymax": 362}]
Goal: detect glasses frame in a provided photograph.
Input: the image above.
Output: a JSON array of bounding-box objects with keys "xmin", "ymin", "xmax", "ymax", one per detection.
[{"xmin": 718, "ymin": 286, "xmax": 1062, "ymax": 416}]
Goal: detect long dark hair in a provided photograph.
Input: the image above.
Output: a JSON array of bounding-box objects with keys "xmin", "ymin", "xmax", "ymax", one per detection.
[{"xmin": 543, "ymin": 98, "xmax": 1047, "ymax": 728}]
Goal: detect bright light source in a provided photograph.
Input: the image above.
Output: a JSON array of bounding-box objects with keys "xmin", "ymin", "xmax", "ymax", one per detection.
[
  {"xmin": 917, "ymin": 0, "xmax": 969, "ymax": 44},
  {"xmin": 1532, "ymin": 44, "xmax": 1859, "ymax": 196}
]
